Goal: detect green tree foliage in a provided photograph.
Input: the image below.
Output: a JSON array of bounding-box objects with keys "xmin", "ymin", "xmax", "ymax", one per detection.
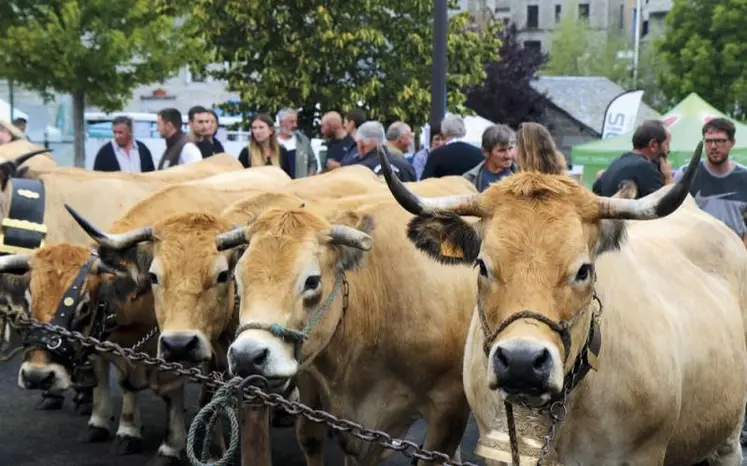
[
  {"xmin": 541, "ymin": 2, "xmax": 630, "ymax": 85},
  {"xmin": 656, "ymin": 0, "xmax": 747, "ymax": 119},
  {"xmin": 0, "ymin": 1, "xmax": 205, "ymax": 166},
  {"xmin": 190, "ymin": 1, "xmax": 500, "ymax": 134}
]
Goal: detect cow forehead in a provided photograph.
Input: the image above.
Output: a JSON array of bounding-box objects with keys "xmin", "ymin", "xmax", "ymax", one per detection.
[
  {"xmin": 479, "ymin": 193, "xmax": 597, "ymax": 269},
  {"xmin": 239, "ymin": 235, "xmax": 317, "ymax": 286},
  {"xmin": 28, "ymin": 247, "xmax": 92, "ymax": 320}
]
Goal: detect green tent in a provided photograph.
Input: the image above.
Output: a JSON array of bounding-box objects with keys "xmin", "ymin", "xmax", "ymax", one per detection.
[{"xmin": 571, "ymin": 93, "xmax": 747, "ymax": 187}]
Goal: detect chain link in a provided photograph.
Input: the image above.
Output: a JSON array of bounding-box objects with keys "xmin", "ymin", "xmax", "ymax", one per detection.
[{"xmin": 2, "ymin": 310, "xmax": 478, "ymax": 466}]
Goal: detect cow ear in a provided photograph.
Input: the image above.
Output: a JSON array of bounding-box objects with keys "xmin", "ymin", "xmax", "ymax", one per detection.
[
  {"xmin": 326, "ymin": 211, "xmax": 375, "ymax": 271},
  {"xmin": 406, "ymin": 212, "xmax": 481, "ymax": 266}
]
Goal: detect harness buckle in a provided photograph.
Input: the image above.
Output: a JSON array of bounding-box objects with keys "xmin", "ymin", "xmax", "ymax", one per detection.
[
  {"xmin": 0, "ymin": 218, "xmax": 48, "ymax": 254},
  {"xmin": 46, "ymin": 335, "xmax": 62, "ymax": 350}
]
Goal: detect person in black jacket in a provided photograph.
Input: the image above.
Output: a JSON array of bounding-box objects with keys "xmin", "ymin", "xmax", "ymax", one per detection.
[
  {"xmin": 421, "ymin": 114, "xmax": 483, "ymax": 179},
  {"xmin": 348, "ymin": 120, "xmax": 416, "ymax": 182},
  {"xmin": 237, "ymin": 113, "xmax": 292, "ymax": 177},
  {"xmin": 92, "ymin": 116, "xmax": 154, "ymax": 172}
]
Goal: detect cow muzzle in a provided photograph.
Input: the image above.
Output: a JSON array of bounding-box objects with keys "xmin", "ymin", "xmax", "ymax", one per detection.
[
  {"xmin": 158, "ymin": 331, "xmax": 211, "ymax": 363},
  {"xmin": 488, "ymin": 337, "xmax": 563, "ymax": 406},
  {"xmin": 227, "ymin": 333, "xmax": 298, "ymax": 390},
  {"xmin": 18, "ymin": 361, "xmax": 71, "ymax": 392}
]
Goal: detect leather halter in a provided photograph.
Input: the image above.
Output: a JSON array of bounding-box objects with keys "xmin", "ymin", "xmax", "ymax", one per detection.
[
  {"xmin": 0, "ymin": 178, "xmax": 47, "ymax": 255},
  {"xmin": 22, "ymin": 253, "xmax": 116, "ymax": 368},
  {"xmin": 478, "ymin": 291, "xmax": 603, "ymax": 405}
]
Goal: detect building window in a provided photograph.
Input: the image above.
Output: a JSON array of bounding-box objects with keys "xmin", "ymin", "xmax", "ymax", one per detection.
[
  {"xmin": 524, "ymin": 40, "xmax": 542, "ymax": 53},
  {"xmin": 619, "ymin": 5, "xmax": 624, "ymax": 29},
  {"xmin": 527, "ymin": 5, "xmax": 539, "ymax": 29},
  {"xmin": 579, "ymin": 3, "xmax": 590, "ymax": 19},
  {"xmin": 642, "ymin": 20, "xmax": 649, "ymax": 36},
  {"xmin": 555, "ymin": 5, "xmax": 562, "ymax": 22}
]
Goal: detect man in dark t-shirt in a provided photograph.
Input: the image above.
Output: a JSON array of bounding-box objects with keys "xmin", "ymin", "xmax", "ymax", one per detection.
[
  {"xmin": 350, "ymin": 121, "xmax": 416, "ymax": 182},
  {"xmin": 320, "ymin": 111, "xmax": 355, "ymax": 171},
  {"xmin": 593, "ymin": 119, "xmax": 673, "ymax": 199}
]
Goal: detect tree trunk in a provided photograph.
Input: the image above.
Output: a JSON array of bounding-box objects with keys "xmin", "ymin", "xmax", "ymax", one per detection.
[{"xmin": 72, "ymin": 91, "xmax": 86, "ymax": 168}]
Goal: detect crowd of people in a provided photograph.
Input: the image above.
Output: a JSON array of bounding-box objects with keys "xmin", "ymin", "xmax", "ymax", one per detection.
[{"xmin": 1, "ymin": 106, "xmax": 744, "ymax": 248}]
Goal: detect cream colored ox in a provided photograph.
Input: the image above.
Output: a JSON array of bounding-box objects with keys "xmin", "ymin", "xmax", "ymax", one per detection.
[
  {"xmin": 374, "ymin": 143, "xmax": 747, "ymax": 465},
  {"xmin": 0, "ymin": 138, "xmax": 57, "ymax": 172},
  {"xmin": 0, "ymin": 166, "xmax": 290, "ymax": 466},
  {"xmin": 0, "ymin": 153, "xmax": 244, "ymax": 247},
  {"xmin": 213, "ymin": 179, "xmax": 482, "ymax": 466}
]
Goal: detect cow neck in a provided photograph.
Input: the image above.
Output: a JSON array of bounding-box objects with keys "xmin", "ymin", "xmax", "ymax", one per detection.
[{"xmin": 0, "ymin": 177, "xmax": 47, "ymax": 255}]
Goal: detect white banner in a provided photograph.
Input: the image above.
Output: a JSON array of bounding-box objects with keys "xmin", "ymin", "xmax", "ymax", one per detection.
[{"xmin": 601, "ymin": 89, "xmax": 645, "ymax": 139}]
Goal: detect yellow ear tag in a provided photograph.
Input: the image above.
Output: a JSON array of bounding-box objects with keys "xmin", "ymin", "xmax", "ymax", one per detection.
[{"xmin": 439, "ymin": 241, "xmax": 465, "ymax": 258}]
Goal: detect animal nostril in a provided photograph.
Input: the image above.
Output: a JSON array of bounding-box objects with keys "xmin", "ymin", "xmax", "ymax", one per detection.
[
  {"xmin": 532, "ymin": 348, "xmax": 550, "ymax": 370},
  {"xmin": 494, "ymin": 347, "xmax": 510, "ymax": 369},
  {"xmin": 43, "ymin": 371, "xmax": 55, "ymax": 385},
  {"xmin": 253, "ymin": 348, "xmax": 269, "ymax": 367},
  {"xmin": 185, "ymin": 335, "xmax": 199, "ymax": 353}
]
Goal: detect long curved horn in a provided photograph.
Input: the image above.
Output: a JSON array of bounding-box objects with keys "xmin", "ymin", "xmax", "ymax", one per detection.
[
  {"xmin": 65, "ymin": 204, "xmax": 153, "ymax": 250},
  {"xmin": 598, "ymin": 142, "xmax": 703, "ymax": 220},
  {"xmin": 13, "ymin": 148, "xmax": 52, "ymax": 167},
  {"xmin": 328, "ymin": 225, "xmax": 373, "ymax": 250},
  {"xmin": 216, "ymin": 226, "xmax": 251, "ymax": 251},
  {"xmin": 375, "ymin": 146, "xmax": 481, "ymax": 217},
  {"xmin": 0, "ymin": 254, "xmax": 30, "ymax": 273}
]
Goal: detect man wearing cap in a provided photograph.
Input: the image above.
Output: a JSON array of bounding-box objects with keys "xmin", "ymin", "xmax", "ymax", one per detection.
[{"xmin": 344, "ymin": 120, "xmax": 416, "ymax": 182}]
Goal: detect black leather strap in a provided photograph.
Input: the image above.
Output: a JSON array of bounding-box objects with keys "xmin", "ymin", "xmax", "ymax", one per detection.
[
  {"xmin": 0, "ymin": 178, "xmax": 47, "ymax": 255},
  {"xmin": 22, "ymin": 255, "xmax": 96, "ymax": 366}
]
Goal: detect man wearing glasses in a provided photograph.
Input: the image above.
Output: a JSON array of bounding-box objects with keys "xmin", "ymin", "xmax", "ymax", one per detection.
[{"xmin": 674, "ymin": 118, "xmax": 747, "ymax": 247}]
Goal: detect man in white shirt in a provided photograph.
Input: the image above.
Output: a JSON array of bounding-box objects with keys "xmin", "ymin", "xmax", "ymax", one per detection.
[
  {"xmin": 156, "ymin": 107, "xmax": 202, "ymax": 170},
  {"xmin": 92, "ymin": 116, "xmax": 155, "ymax": 172}
]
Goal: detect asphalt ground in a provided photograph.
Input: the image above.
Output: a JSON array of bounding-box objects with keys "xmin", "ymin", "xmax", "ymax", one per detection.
[{"xmin": 0, "ymin": 352, "xmax": 484, "ymax": 466}]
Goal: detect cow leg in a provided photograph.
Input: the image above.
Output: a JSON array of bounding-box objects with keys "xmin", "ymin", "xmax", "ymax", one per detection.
[
  {"xmin": 296, "ymin": 380, "xmax": 326, "ymax": 466},
  {"xmin": 85, "ymin": 356, "xmax": 112, "ymax": 443},
  {"xmin": 149, "ymin": 385, "xmax": 186, "ymax": 466},
  {"xmin": 111, "ymin": 366, "xmax": 144, "ymax": 455},
  {"xmin": 706, "ymin": 423, "xmax": 744, "ymax": 466},
  {"xmin": 416, "ymin": 398, "xmax": 470, "ymax": 466}
]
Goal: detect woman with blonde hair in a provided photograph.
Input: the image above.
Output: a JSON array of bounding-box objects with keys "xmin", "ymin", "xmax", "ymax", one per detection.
[
  {"xmin": 514, "ymin": 122, "xmax": 569, "ymax": 175},
  {"xmin": 238, "ymin": 113, "xmax": 291, "ymax": 176}
]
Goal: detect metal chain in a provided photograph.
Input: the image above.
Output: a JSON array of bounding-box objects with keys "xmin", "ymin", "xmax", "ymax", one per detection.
[
  {"xmin": 129, "ymin": 325, "xmax": 159, "ymax": 351},
  {"xmin": 1, "ymin": 310, "xmax": 478, "ymax": 466}
]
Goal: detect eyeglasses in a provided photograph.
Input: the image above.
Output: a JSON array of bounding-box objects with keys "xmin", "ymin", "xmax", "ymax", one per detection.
[{"xmin": 704, "ymin": 138, "xmax": 729, "ymax": 146}]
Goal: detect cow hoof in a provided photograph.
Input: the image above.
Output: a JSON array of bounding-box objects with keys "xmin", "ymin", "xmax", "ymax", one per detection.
[
  {"xmin": 84, "ymin": 426, "xmax": 110, "ymax": 443},
  {"xmin": 147, "ymin": 454, "xmax": 183, "ymax": 466},
  {"xmin": 111, "ymin": 434, "xmax": 144, "ymax": 455}
]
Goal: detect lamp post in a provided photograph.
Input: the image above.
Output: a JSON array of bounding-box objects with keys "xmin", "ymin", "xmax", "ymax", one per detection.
[
  {"xmin": 8, "ymin": 79, "xmax": 14, "ymax": 121},
  {"xmin": 430, "ymin": 0, "xmax": 447, "ymax": 136},
  {"xmin": 632, "ymin": 0, "xmax": 642, "ymax": 87}
]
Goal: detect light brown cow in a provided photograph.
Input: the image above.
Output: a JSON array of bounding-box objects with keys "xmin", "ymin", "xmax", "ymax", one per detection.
[
  {"xmin": 0, "ymin": 139, "xmax": 57, "ymax": 172},
  {"xmin": 0, "ymin": 153, "xmax": 244, "ymax": 247},
  {"xmin": 213, "ymin": 181, "xmax": 482, "ymax": 465},
  {"xmin": 0, "ymin": 166, "xmax": 290, "ymax": 465},
  {"xmin": 375, "ymin": 143, "xmax": 747, "ymax": 465}
]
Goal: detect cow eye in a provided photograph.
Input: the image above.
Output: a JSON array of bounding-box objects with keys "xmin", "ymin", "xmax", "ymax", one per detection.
[
  {"xmin": 575, "ymin": 263, "xmax": 594, "ymax": 282},
  {"xmin": 304, "ymin": 275, "xmax": 321, "ymax": 291},
  {"xmin": 148, "ymin": 272, "xmax": 159, "ymax": 285},
  {"xmin": 216, "ymin": 270, "xmax": 229, "ymax": 284},
  {"xmin": 474, "ymin": 259, "xmax": 488, "ymax": 278}
]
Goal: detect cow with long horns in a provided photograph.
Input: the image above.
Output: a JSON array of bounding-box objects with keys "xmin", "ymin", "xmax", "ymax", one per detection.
[{"xmin": 374, "ymin": 143, "xmax": 747, "ymax": 464}]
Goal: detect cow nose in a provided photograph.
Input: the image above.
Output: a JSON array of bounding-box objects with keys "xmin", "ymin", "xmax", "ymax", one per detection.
[
  {"xmin": 492, "ymin": 344, "xmax": 552, "ymax": 395},
  {"xmin": 228, "ymin": 344, "xmax": 270, "ymax": 377},
  {"xmin": 21, "ymin": 367, "xmax": 56, "ymax": 390},
  {"xmin": 159, "ymin": 333, "xmax": 200, "ymax": 362}
]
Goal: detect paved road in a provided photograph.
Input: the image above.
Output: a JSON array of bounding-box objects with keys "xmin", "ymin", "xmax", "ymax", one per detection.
[{"xmin": 0, "ymin": 354, "xmax": 485, "ymax": 466}]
